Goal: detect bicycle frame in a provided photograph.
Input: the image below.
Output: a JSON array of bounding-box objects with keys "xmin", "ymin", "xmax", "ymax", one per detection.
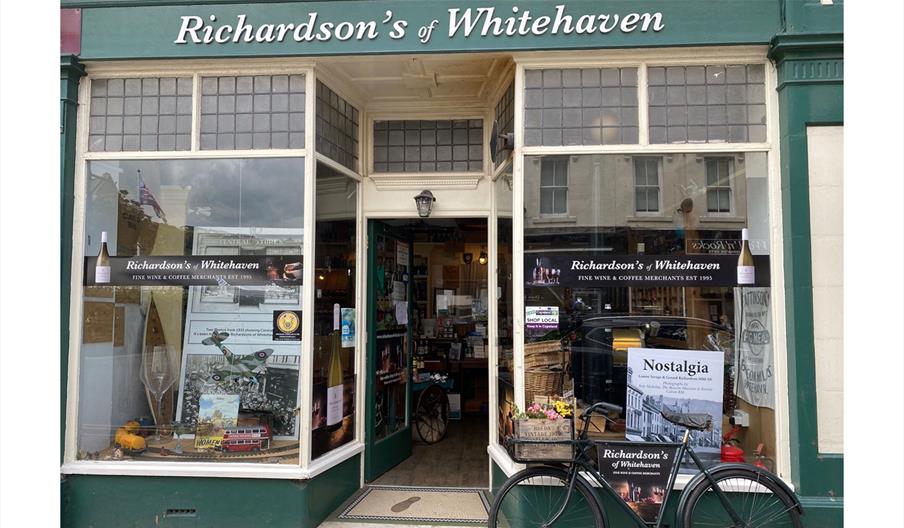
[{"xmin": 551, "ymin": 424, "xmax": 747, "ymax": 527}]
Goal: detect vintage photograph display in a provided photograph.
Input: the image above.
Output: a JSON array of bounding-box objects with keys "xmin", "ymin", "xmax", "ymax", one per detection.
[{"xmin": 176, "ymin": 227, "xmax": 304, "ymax": 440}]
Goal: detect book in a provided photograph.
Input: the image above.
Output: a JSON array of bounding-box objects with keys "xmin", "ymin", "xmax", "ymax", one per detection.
[{"xmin": 195, "ymin": 394, "xmax": 240, "ymax": 450}]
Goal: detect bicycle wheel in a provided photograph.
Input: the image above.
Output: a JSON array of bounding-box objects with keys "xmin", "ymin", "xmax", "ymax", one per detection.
[
  {"xmin": 681, "ymin": 467, "xmax": 802, "ymax": 528},
  {"xmin": 414, "ymin": 384, "xmax": 449, "ymax": 444},
  {"xmin": 488, "ymin": 466, "xmax": 606, "ymax": 528}
]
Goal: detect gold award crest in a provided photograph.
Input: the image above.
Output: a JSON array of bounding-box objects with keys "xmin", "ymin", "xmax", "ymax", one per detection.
[{"xmin": 276, "ymin": 311, "xmax": 300, "ymax": 333}]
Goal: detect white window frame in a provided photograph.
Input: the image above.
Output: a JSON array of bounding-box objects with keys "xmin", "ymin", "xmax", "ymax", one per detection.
[
  {"xmin": 538, "ymin": 156, "xmax": 569, "ymax": 217},
  {"xmin": 633, "ymin": 156, "xmax": 662, "ymax": 214},
  {"xmin": 62, "ymin": 59, "xmax": 366, "ymax": 481},
  {"xmin": 704, "ymin": 156, "xmax": 735, "ymax": 215},
  {"xmin": 499, "ymin": 45, "xmax": 792, "ymax": 490}
]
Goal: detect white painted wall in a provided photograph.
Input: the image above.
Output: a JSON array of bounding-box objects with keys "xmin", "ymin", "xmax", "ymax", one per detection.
[{"xmin": 806, "ymin": 125, "xmax": 843, "ymax": 454}]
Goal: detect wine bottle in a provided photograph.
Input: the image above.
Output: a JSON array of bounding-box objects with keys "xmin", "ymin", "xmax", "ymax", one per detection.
[
  {"xmin": 737, "ymin": 228, "xmax": 755, "ymax": 285},
  {"xmin": 95, "ymin": 231, "xmax": 111, "ymax": 284},
  {"xmin": 326, "ymin": 304, "xmax": 344, "ymax": 432}
]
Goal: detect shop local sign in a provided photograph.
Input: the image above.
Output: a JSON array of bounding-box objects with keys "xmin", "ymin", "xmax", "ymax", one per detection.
[
  {"xmin": 526, "ymin": 306, "xmax": 559, "ymax": 331},
  {"xmin": 175, "ymin": 5, "xmax": 664, "ymax": 46}
]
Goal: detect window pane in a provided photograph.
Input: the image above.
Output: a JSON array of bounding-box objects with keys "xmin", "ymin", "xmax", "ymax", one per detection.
[
  {"xmin": 553, "ymin": 189, "xmax": 567, "ymax": 214},
  {"xmin": 201, "ymin": 74, "xmax": 306, "ymax": 151},
  {"xmin": 78, "ymin": 158, "xmax": 304, "ymax": 464},
  {"xmin": 525, "ymin": 67, "xmax": 639, "ymax": 146},
  {"xmin": 540, "ymin": 190, "xmax": 553, "ymax": 214},
  {"xmin": 524, "ymin": 152, "xmax": 772, "ymax": 472},
  {"xmin": 311, "ymin": 162, "xmax": 358, "ymax": 459},
  {"xmin": 648, "ymin": 64, "xmax": 767, "ymax": 144},
  {"xmin": 315, "ymin": 82, "xmax": 359, "ymax": 172},
  {"xmin": 89, "ymin": 77, "xmax": 192, "ymax": 152},
  {"xmin": 373, "ymin": 120, "xmax": 482, "ymax": 173}
]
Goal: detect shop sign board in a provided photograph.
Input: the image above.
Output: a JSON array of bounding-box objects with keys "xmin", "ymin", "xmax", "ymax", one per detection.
[
  {"xmin": 525, "ymin": 253, "xmax": 770, "ymax": 288},
  {"xmin": 596, "ymin": 441, "xmax": 681, "ymax": 524},
  {"xmin": 77, "ymin": 1, "xmax": 780, "ymax": 60},
  {"xmin": 84, "ymin": 255, "xmax": 303, "ymax": 287}
]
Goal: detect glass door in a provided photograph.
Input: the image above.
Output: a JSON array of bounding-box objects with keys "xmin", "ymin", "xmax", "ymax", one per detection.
[{"xmin": 365, "ymin": 220, "xmax": 413, "ymax": 481}]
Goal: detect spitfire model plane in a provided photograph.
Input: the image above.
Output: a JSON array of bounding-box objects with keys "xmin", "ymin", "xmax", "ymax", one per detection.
[{"xmin": 201, "ymin": 330, "xmax": 273, "ymax": 387}]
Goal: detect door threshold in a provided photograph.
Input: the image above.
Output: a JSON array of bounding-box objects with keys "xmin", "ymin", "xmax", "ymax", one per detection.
[{"xmin": 320, "ymin": 484, "xmax": 491, "ymax": 527}]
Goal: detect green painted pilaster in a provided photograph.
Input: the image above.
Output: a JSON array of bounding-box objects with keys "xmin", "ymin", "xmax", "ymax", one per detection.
[
  {"xmin": 61, "ymin": 55, "xmax": 85, "ymax": 463},
  {"xmin": 769, "ymin": 1, "xmax": 843, "ymax": 524}
]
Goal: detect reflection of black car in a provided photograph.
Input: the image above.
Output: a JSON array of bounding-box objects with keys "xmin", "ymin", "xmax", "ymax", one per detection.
[{"xmin": 567, "ymin": 315, "xmax": 734, "ymax": 412}]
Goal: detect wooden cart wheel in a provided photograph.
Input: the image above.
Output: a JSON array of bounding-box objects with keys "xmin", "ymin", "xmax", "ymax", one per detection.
[{"xmin": 415, "ymin": 384, "xmax": 450, "ymax": 444}]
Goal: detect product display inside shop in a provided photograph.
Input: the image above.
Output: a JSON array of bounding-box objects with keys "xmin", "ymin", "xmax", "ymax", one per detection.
[
  {"xmin": 508, "ymin": 151, "xmax": 777, "ymax": 472},
  {"xmin": 77, "ymin": 158, "xmax": 306, "ymax": 464}
]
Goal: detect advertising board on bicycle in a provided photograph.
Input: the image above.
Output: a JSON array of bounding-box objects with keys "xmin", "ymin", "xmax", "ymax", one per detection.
[{"xmin": 596, "ymin": 441, "xmax": 681, "ymax": 524}]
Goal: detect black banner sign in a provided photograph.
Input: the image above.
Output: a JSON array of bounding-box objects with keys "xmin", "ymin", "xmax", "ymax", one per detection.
[
  {"xmin": 525, "ymin": 253, "xmax": 770, "ymax": 287},
  {"xmin": 84, "ymin": 255, "xmax": 303, "ymax": 286},
  {"xmin": 596, "ymin": 441, "xmax": 681, "ymax": 524}
]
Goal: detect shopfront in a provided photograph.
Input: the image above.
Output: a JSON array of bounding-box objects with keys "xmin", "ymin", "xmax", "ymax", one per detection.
[{"xmin": 60, "ymin": 1, "xmax": 844, "ymax": 526}]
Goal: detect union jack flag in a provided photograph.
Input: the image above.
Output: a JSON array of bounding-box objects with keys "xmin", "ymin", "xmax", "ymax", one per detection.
[{"xmin": 138, "ymin": 171, "xmax": 167, "ymax": 223}]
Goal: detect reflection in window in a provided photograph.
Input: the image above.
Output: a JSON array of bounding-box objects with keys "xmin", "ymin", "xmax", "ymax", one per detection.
[
  {"xmin": 78, "ymin": 158, "xmax": 304, "ymax": 464},
  {"xmin": 311, "ymin": 163, "xmax": 358, "ymax": 459},
  {"xmin": 633, "ymin": 157, "xmax": 661, "ymax": 213},
  {"xmin": 522, "ymin": 152, "xmax": 773, "ymax": 470},
  {"xmin": 706, "ymin": 157, "xmax": 734, "ymax": 213},
  {"xmin": 539, "ymin": 157, "xmax": 568, "ymax": 216}
]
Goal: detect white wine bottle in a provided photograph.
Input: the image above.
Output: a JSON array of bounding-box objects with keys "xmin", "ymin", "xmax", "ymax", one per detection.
[
  {"xmin": 326, "ymin": 303, "xmax": 344, "ymax": 432},
  {"xmin": 95, "ymin": 231, "xmax": 112, "ymax": 284},
  {"xmin": 737, "ymin": 228, "xmax": 755, "ymax": 285}
]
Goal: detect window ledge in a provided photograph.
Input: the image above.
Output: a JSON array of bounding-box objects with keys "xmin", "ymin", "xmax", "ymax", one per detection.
[
  {"xmin": 532, "ymin": 215, "xmax": 577, "ymax": 224},
  {"xmin": 699, "ymin": 216, "xmax": 746, "ymax": 223},
  {"xmin": 61, "ymin": 442, "xmax": 365, "ymax": 481},
  {"xmin": 626, "ymin": 215, "xmax": 672, "ymax": 223}
]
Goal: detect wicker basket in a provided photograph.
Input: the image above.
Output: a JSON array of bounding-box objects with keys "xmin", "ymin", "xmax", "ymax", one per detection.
[
  {"xmin": 524, "ymin": 340, "xmax": 564, "ymax": 369},
  {"xmin": 525, "ymin": 369, "xmax": 563, "ymax": 405},
  {"xmin": 524, "ymin": 340, "xmax": 565, "ymax": 403}
]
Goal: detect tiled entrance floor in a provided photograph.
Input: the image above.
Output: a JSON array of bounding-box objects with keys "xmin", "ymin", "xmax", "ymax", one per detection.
[{"xmin": 373, "ymin": 416, "xmax": 489, "ymax": 488}]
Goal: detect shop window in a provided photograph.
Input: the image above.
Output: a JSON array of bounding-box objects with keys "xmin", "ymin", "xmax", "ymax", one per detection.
[
  {"xmin": 311, "ymin": 162, "xmax": 358, "ymax": 459},
  {"xmin": 648, "ymin": 65, "xmax": 766, "ymax": 144},
  {"xmin": 494, "ymin": 81, "xmax": 515, "ymax": 167},
  {"xmin": 524, "ymin": 67, "xmax": 639, "ymax": 147},
  {"xmin": 200, "ymin": 74, "xmax": 306, "ymax": 150},
  {"xmin": 89, "ymin": 77, "xmax": 193, "ymax": 152},
  {"xmin": 633, "ymin": 157, "xmax": 661, "ymax": 213},
  {"xmin": 76, "ymin": 158, "xmax": 304, "ymax": 464},
  {"xmin": 706, "ymin": 157, "xmax": 734, "ymax": 213},
  {"xmin": 523, "ymin": 152, "xmax": 774, "ymax": 472},
  {"xmin": 315, "ymin": 81, "xmax": 359, "ymax": 171},
  {"xmin": 372, "ymin": 119, "xmax": 483, "ymax": 173},
  {"xmin": 539, "ymin": 157, "xmax": 568, "ymax": 216},
  {"xmin": 495, "ymin": 165, "xmax": 514, "ymax": 446}
]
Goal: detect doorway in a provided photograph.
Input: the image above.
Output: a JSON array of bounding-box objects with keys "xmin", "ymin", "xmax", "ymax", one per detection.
[{"xmin": 365, "ymin": 218, "xmax": 490, "ymax": 489}]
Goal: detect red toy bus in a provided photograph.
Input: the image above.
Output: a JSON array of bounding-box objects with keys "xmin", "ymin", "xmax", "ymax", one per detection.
[{"xmin": 222, "ymin": 425, "xmax": 271, "ymax": 452}]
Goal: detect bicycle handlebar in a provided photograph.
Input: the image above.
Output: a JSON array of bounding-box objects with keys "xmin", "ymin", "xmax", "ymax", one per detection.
[{"xmin": 581, "ymin": 401, "xmax": 623, "ymax": 418}]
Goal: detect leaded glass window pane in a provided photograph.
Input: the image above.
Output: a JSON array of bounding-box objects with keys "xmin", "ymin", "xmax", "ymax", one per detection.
[
  {"xmin": 648, "ymin": 64, "xmax": 766, "ymax": 144},
  {"xmin": 89, "ymin": 77, "xmax": 192, "ymax": 152},
  {"xmin": 524, "ymin": 67, "xmax": 639, "ymax": 147},
  {"xmin": 200, "ymin": 74, "xmax": 306, "ymax": 150},
  {"xmin": 372, "ymin": 120, "xmax": 483, "ymax": 173}
]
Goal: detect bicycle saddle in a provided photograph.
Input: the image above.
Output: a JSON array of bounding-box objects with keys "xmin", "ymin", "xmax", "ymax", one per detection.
[{"xmin": 660, "ymin": 409, "xmax": 712, "ymax": 431}]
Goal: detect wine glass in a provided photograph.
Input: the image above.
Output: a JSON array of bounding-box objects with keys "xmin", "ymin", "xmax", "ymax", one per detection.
[
  {"xmin": 140, "ymin": 345, "xmax": 177, "ymax": 443},
  {"xmin": 172, "ymin": 421, "xmax": 190, "ymax": 454}
]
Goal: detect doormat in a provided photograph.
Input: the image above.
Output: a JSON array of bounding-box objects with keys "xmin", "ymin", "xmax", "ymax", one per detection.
[{"xmin": 338, "ymin": 485, "xmax": 490, "ymax": 524}]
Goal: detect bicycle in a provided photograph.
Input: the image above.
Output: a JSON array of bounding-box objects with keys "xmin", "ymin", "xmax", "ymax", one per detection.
[
  {"xmin": 490, "ymin": 401, "xmax": 803, "ymax": 528},
  {"xmin": 412, "ymin": 376, "xmax": 453, "ymax": 444}
]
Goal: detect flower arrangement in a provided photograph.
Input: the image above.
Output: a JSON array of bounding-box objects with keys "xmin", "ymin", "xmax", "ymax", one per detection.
[{"xmin": 513, "ymin": 398, "xmax": 573, "ymax": 421}]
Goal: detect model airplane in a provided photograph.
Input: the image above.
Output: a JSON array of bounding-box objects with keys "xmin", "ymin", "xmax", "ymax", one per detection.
[{"xmin": 202, "ymin": 330, "xmax": 273, "ymax": 387}]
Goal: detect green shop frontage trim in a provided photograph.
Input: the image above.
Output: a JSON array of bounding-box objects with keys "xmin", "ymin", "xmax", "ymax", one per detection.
[{"xmin": 59, "ymin": 1, "xmax": 843, "ymax": 527}]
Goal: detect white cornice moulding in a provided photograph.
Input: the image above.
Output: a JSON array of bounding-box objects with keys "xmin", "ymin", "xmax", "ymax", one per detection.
[{"xmin": 368, "ymin": 172, "xmax": 483, "ymax": 190}]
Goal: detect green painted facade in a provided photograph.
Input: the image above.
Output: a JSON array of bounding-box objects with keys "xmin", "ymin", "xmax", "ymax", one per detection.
[
  {"xmin": 60, "ymin": 1, "xmax": 843, "ymax": 526},
  {"xmin": 62, "ymin": 455, "xmax": 360, "ymax": 527}
]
